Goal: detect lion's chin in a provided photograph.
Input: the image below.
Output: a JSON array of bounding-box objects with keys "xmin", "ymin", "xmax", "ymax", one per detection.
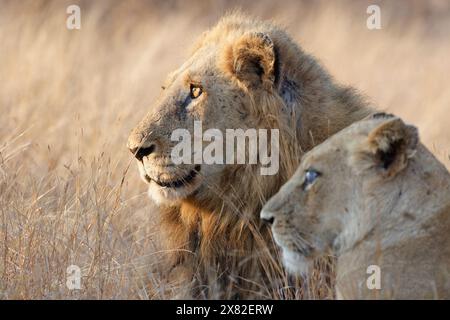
[
  {"xmin": 147, "ymin": 179, "xmax": 202, "ymax": 205},
  {"xmin": 281, "ymin": 249, "xmax": 313, "ymax": 278}
]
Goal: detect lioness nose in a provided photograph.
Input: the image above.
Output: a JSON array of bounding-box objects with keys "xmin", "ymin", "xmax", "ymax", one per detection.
[
  {"xmin": 260, "ymin": 209, "xmax": 275, "ymax": 226},
  {"xmin": 128, "ymin": 144, "xmax": 155, "ymax": 161}
]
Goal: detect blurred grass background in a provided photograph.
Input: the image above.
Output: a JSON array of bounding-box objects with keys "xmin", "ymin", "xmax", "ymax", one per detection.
[{"xmin": 0, "ymin": 0, "xmax": 449, "ymax": 299}]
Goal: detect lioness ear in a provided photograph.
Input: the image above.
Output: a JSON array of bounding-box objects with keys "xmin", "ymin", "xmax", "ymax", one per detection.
[
  {"xmin": 222, "ymin": 32, "xmax": 278, "ymax": 91},
  {"xmin": 355, "ymin": 118, "xmax": 418, "ymax": 178}
]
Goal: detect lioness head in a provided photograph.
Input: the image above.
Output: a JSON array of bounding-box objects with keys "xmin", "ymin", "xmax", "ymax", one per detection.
[
  {"xmin": 127, "ymin": 16, "xmax": 302, "ymax": 205},
  {"xmin": 260, "ymin": 113, "xmax": 419, "ymax": 275}
]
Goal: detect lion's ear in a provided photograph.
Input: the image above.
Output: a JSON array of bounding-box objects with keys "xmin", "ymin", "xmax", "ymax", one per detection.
[
  {"xmin": 353, "ymin": 117, "xmax": 418, "ymax": 178},
  {"xmin": 222, "ymin": 32, "xmax": 278, "ymax": 91}
]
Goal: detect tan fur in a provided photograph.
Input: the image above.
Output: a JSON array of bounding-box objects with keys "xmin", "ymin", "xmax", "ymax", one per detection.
[
  {"xmin": 127, "ymin": 13, "xmax": 371, "ymax": 299},
  {"xmin": 262, "ymin": 113, "xmax": 450, "ymax": 299}
]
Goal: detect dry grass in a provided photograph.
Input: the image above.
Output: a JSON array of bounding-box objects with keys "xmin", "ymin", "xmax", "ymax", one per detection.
[{"xmin": 0, "ymin": 0, "xmax": 449, "ymax": 299}]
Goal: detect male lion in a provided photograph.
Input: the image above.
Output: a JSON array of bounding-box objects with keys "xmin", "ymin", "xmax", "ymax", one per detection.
[
  {"xmin": 261, "ymin": 113, "xmax": 450, "ymax": 299},
  {"xmin": 127, "ymin": 13, "xmax": 371, "ymax": 298}
]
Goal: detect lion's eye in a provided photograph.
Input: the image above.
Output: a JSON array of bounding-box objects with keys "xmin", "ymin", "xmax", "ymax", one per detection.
[
  {"xmin": 190, "ymin": 84, "xmax": 203, "ymax": 99},
  {"xmin": 303, "ymin": 169, "xmax": 320, "ymax": 189}
]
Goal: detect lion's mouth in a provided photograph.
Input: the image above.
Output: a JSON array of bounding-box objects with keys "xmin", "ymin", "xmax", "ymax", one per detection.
[{"xmin": 144, "ymin": 165, "xmax": 201, "ymax": 189}]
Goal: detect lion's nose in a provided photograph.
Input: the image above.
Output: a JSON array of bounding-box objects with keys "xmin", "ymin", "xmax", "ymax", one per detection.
[
  {"xmin": 128, "ymin": 144, "xmax": 156, "ymax": 161},
  {"xmin": 260, "ymin": 209, "xmax": 275, "ymax": 226}
]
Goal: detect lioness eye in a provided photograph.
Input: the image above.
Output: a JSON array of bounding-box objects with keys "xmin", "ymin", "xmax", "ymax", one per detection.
[
  {"xmin": 304, "ymin": 169, "xmax": 320, "ymax": 189},
  {"xmin": 190, "ymin": 84, "xmax": 203, "ymax": 99}
]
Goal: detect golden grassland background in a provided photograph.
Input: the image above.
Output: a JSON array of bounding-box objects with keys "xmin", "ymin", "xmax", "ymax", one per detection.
[{"xmin": 0, "ymin": 0, "xmax": 449, "ymax": 299}]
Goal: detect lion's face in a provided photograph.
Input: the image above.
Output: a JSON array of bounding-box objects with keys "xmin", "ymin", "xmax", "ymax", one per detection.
[
  {"xmin": 127, "ymin": 31, "xmax": 279, "ymax": 205},
  {"xmin": 261, "ymin": 113, "xmax": 418, "ymax": 276}
]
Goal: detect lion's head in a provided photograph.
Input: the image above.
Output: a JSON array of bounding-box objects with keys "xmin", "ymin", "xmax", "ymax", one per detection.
[
  {"xmin": 127, "ymin": 14, "xmax": 370, "ymax": 210},
  {"xmin": 261, "ymin": 113, "xmax": 419, "ymax": 276},
  {"xmin": 127, "ymin": 15, "xmax": 305, "ymax": 206}
]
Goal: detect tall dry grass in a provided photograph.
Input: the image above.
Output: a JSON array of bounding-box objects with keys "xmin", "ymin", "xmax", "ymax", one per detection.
[{"xmin": 0, "ymin": 0, "xmax": 449, "ymax": 299}]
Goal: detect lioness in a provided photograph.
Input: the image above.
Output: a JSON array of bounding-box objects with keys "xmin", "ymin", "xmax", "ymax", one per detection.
[
  {"xmin": 261, "ymin": 113, "xmax": 450, "ymax": 299},
  {"xmin": 127, "ymin": 13, "xmax": 371, "ymax": 298}
]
